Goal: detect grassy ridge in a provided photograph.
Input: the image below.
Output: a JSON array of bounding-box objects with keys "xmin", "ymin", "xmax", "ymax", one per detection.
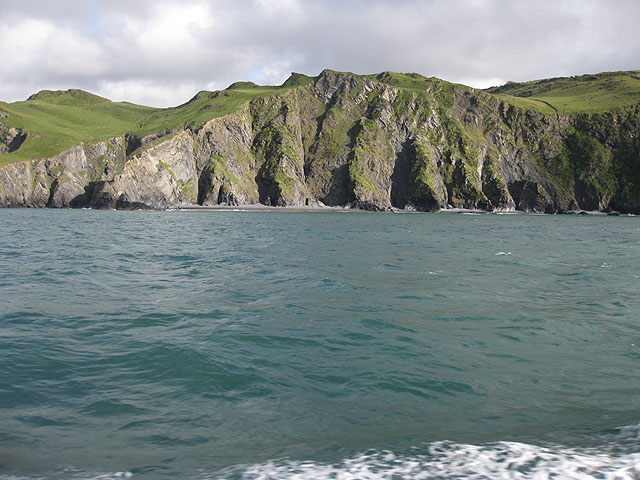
[
  {"xmin": 138, "ymin": 86, "xmax": 283, "ymax": 135},
  {"xmin": 487, "ymin": 70, "xmax": 640, "ymax": 113},
  {"xmin": 0, "ymin": 93, "xmax": 157, "ymax": 166},
  {"xmin": 1, "ymin": 70, "xmax": 639, "ymax": 166},
  {"xmin": 369, "ymin": 71, "xmax": 466, "ymax": 93},
  {"xmin": 0, "ymin": 82, "xmax": 304, "ymax": 166}
]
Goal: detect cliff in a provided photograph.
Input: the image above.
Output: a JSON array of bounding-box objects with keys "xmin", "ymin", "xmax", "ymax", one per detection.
[{"xmin": 1, "ymin": 69, "xmax": 639, "ymax": 212}]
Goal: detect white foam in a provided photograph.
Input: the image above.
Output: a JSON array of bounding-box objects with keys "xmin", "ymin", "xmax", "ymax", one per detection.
[
  {"xmin": 82, "ymin": 473, "xmax": 132, "ymax": 480},
  {"xmin": 5, "ymin": 431, "xmax": 640, "ymax": 480},
  {"xmin": 69, "ymin": 472, "xmax": 132, "ymax": 480},
  {"xmin": 217, "ymin": 440, "xmax": 640, "ymax": 480}
]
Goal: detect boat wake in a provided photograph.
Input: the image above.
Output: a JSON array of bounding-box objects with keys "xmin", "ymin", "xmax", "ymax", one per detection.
[
  {"xmin": 2, "ymin": 431, "xmax": 639, "ymax": 480},
  {"xmin": 216, "ymin": 427, "xmax": 640, "ymax": 480}
]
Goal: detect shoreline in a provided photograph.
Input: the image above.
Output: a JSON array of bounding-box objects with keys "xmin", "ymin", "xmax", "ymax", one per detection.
[
  {"xmin": 175, "ymin": 204, "xmax": 629, "ymax": 215},
  {"xmin": 1, "ymin": 204, "xmax": 633, "ymax": 215}
]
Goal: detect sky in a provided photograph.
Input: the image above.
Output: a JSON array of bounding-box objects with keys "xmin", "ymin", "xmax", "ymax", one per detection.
[{"xmin": 0, "ymin": 0, "xmax": 638, "ymax": 107}]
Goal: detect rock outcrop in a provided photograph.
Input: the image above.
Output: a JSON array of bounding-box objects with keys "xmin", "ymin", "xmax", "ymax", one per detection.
[
  {"xmin": 0, "ymin": 122, "xmax": 27, "ymax": 155},
  {"xmin": 1, "ymin": 70, "xmax": 639, "ymax": 212}
]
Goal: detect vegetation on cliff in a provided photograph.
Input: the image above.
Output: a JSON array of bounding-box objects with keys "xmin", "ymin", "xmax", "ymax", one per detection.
[{"xmin": 0, "ymin": 69, "xmax": 639, "ymax": 212}]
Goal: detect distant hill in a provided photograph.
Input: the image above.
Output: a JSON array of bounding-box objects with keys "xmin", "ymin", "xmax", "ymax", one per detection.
[{"xmin": 486, "ymin": 70, "xmax": 640, "ymax": 113}]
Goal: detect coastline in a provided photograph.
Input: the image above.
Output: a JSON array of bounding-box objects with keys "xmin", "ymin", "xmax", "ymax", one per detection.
[
  {"xmin": 2, "ymin": 204, "xmax": 631, "ymax": 215},
  {"xmin": 175, "ymin": 204, "xmax": 629, "ymax": 215}
]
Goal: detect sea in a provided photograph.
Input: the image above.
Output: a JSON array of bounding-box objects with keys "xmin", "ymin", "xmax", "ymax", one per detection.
[{"xmin": 1, "ymin": 208, "xmax": 639, "ymax": 479}]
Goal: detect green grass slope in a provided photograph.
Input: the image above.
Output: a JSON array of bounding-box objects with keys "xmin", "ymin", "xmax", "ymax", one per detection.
[
  {"xmin": 0, "ymin": 91, "xmax": 158, "ymax": 166},
  {"xmin": 486, "ymin": 70, "xmax": 640, "ymax": 113},
  {"xmin": 138, "ymin": 85, "xmax": 283, "ymax": 136},
  {"xmin": 0, "ymin": 83, "xmax": 296, "ymax": 166}
]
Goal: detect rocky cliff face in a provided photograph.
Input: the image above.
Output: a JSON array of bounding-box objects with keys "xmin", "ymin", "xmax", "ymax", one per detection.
[
  {"xmin": 1, "ymin": 70, "xmax": 639, "ymax": 212},
  {"xmin": 0, "ymin": 138, "xmax": 126, "ymax": 208}
]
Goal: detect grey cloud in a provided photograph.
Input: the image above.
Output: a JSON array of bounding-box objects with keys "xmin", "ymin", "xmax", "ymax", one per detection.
[{"xmin": 0, "ymin": 0, "xmax": 638, "ymax": 107}]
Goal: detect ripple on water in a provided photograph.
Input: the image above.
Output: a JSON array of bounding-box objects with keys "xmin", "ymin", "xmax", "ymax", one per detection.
[{"xmin": 1, "ymin": 210, "xmax": 640, "ymax": 479}]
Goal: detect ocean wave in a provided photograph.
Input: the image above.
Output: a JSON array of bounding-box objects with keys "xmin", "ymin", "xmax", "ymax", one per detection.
[
  {"xmin": 216, "ymin": 438, "xmax": 640, "ymax": 480},
  {"xmin": 2, "ymin": 435, "xmax": 639, "ymax": 480}
]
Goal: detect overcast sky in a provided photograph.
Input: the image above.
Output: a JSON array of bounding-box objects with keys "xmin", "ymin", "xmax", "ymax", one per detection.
[{"xmin": 1, "ymin": 0, "xmax": 638, "ymax": 107}]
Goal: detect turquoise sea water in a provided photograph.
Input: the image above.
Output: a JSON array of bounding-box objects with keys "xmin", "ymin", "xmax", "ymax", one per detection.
[{"xmin": 1, "ymin": 209, "xmax": 639, "ymax": 479}]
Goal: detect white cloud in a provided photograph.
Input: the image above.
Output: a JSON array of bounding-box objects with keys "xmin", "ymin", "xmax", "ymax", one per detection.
[
  {"xmin": 0, "ymin": 19, "xmax": 105, "ymax": 78},
  {"xmin": 458, "ymin": 78, "xmax": 507, "ymax": 90},
  {"xmin": 250, "ymin": 54, "xmax": 306, "ymax": 86},
  {"xmin": 113, "ymin": 3, "xmax": 214, "ymax": 60},
  {"xmin": 98, "ymin": 79, "xmax": 201, "ymax": 108},
  {"xmin": 0, "ymin": 0, "xmax": 638, "ymax": 107}
]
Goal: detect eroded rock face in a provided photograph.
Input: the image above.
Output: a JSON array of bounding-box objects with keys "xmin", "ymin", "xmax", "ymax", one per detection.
[
  {"xmin": 91, "ymin": 132, "xmax": 198, "ymax": 209},
  {"xmin": 0, "ymin": 126, "xmax": 27, "ymax": 154},
  {"xmin": 1, "ymin": 71, "xmax": 639, "ymax": 212},
  {"xmin": 195, "ymin": 107, "xmax": 258, "ymax": 206}
]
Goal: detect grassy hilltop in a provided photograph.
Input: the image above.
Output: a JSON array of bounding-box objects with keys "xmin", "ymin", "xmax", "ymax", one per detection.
[{"xmin": 1, "ymin": 69, "xmax": 639, "ymax": 167}]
